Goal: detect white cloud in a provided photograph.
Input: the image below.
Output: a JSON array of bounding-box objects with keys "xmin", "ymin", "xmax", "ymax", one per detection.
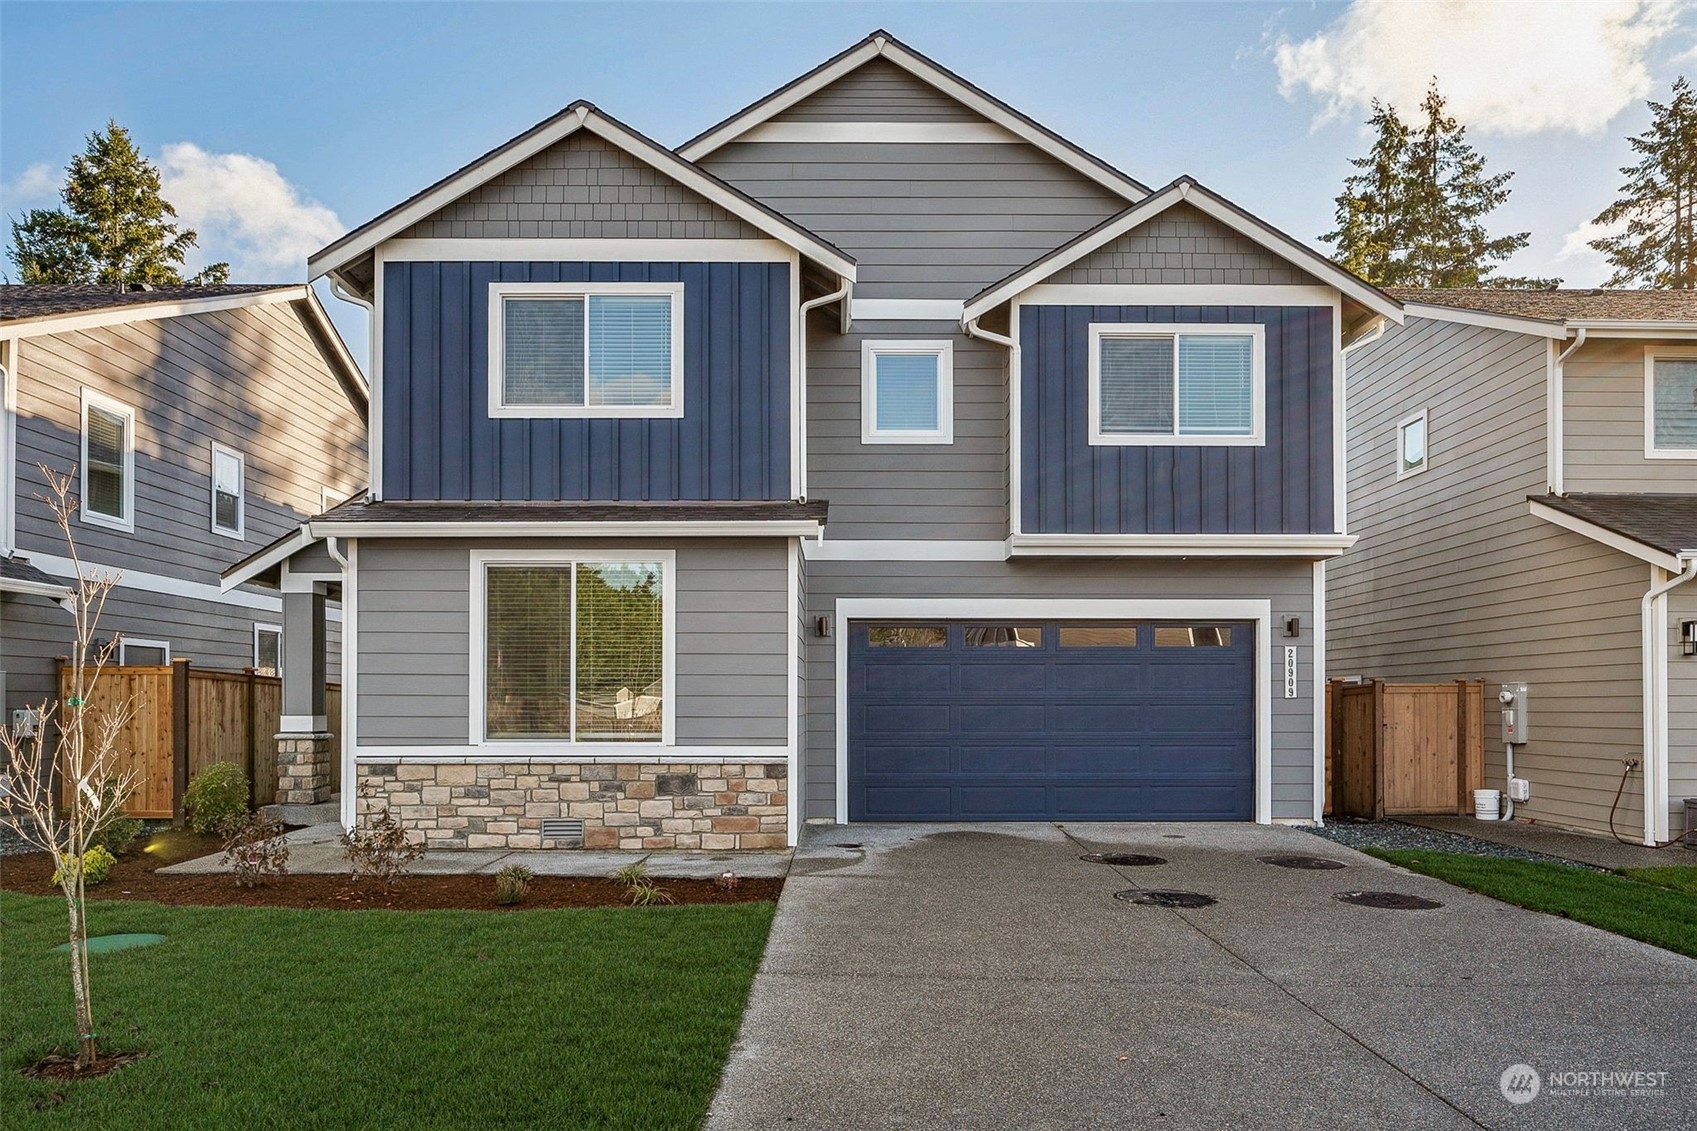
[
  {"xmin": 1275, "ymin": 0, "xmax": 1690, "ymax": 136},
  {"xmin": 159, "ymin": 143, "xmax": 343, "ymax": 280},
  {"xmin": 2, "ymin": 162, "xmax": 62, "ymax": 211},
  {"xmin": 1560, "ymin": 217, "xmax": 1627, "ymax": 260}
]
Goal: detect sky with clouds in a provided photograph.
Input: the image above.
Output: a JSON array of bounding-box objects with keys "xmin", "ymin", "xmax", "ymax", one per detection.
[{"xmin": 3, "ymin": 0, "xmax": 1694, "ymax": 364}]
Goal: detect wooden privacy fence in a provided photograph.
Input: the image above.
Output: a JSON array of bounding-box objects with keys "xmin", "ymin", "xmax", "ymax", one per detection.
[
  {"xmin": 1327, "ymin": 680, "xmax": 1485, "ymax": 819},
  {"xmin": 57, "ymin": 659, "xmax": 341, "ymax": 820}
]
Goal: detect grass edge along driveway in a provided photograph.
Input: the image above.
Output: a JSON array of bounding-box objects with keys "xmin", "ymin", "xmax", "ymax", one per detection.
[
  {"xmin": 0, "ymin": 891, "xmax": 772, "ymax": 1130},
  {"xmin": 1367, "ymin": 849, "xmax": 1697, "ymax": 960}
]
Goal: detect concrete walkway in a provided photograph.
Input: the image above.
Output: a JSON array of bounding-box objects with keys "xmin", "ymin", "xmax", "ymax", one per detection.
[
  {"xmin": 706, "ymin": 822, "xmax": 1696, "ymax": 1130},
  {"xmin": 1405, "ymin": 814, "xmax": 1692, "ymax": 871}
]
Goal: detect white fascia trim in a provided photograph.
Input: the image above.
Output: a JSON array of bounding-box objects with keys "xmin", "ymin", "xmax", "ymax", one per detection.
[
  {"xmin": 963, "ymin": 183, "xmax": 1402, "ymax": 324},
  {"xmin": 353, "ymin": 745, "xmax": 791, "ymax": 764},
  {"xmin": 31, "ymin": 551, "xmax": 289, "ymax": 613},
  {"xmin": 1007, "ymin": 533, "xmax": 1357, "ymax": 557},
  {"xmin": 851, "ymin": 298, "xmax": 964, "ymax": 321},
  {"xmin": 1644, "ymin": 345, "xmax": 1697, "ymax": 460},
  {"xmin": 3, "ymin": 286, "xmax": 310, "ymax": 340},
  {"xmin": 1087, "ymin": 322, "xmax": 1265, "ymax": 447},
  {"xmin": 802, "ymin": 539, "xmax": 1010, "ymax": 562},
  {"xmin": 1401, "ymin": 303, "xmax": 1568, "ymax": 338},
  {"xmin": 0, "ymin": 576, "xmax": 73, "ymax": 600},
  {"xmin": 309, "ymin": 520, "xmax": 824, "ymax": 539},
  {"xmin": 221, "ymin": 524, "xmax": 315, "ymax": 590},
  {"xmin": 1331, "ymin": 295, "xmax": 1346, "ymax": 534},
  {"xmin": 1528, "ymin": 500, "xmax": 1685, "ymax": 572},
  {"xmin": 861, "ymin": 339, "xmax": 954, "ymax": 445},
  {"xmin": 679, "ymin": 36, "xmax": 1149, "ymax": 204},
  {"xmin": 1569, "ymin": 320, "xmax": 1697, "ymax": 337},
  {"xmin": 831, "ymin": 596, "xmax": 1275, "ymax": 825},
  {"xmin": 1311, "ymin": 560, "xmax": 1327, "ymax": 824},
  {"xmin": 736, "ymin": 121, "xmax": 1021, "ymax": 144},
  {"xmin": 311, "ymin": 107, "xmax": 856, "ymax": 282},
  {"xmin": 1021, "ymin": 284, "xmax": 1340, "ymax": 308},
  {"xmin": 381, "ymin": 237, "xmax": 796, "ymax": 263}
]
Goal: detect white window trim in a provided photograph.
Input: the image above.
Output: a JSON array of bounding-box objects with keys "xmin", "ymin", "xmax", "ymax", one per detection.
[
  {"xmin": 79, "ymin": 388, "xmax": 136, "ymax": 532},
  {"xmin": 468, "ymin": 548, "xmax": 677, "ymax": 751},
  {"xmin": 253, "ymin": 622, "xmax": 282, "ymax": 675},
  {"xmin": 860, "ymin": 339, "xmax": 954, "ymax": 445},
  {"xmin": 1395, "ymin": 409, "xmax": 1429, "ymax": 480},
  {"xmin": 210, "ymin": 441, "xmax": 246, "ymax": 539},
  {"xmin": 119, "ymin": 637, "xmax": 172, "ymax": 665},
  {"xmin": 1, "ymin": 339, "xmax": 15, "ymax": 555},
  {"xmin": 486, "ymin": 281, "xmax": 685, "ymax": 420},
  {"xmin": 1087, "ymin": 322, "xmax": 1266, "ymax": 447},
  {"xmin": 1644, "ymin": 346, "xmax": 1697, "ymax": 460}
]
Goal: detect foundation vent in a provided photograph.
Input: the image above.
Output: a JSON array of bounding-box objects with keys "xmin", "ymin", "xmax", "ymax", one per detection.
[{"xmin": 540, "ymin": 818, "xmax": 585, "ymax": 846}]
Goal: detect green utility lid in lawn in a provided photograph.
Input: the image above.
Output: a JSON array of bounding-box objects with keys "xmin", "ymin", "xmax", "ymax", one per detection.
[{"xmin": 54, "ymin": 933, "xmax": 166, "ymax": 954}]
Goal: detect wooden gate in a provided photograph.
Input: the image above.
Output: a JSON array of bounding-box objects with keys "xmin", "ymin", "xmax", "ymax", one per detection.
[{"xmin": 1327, "ymin": 680, "xmax": 1485, "ymax": 819}]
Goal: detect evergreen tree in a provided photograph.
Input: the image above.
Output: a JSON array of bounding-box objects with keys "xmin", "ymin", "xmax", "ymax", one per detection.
[
  {"xmin": 1589, "ymin": 76, "xmax": 1697, "ymax": 289},
  {"xmin": 1325, "ymin": 83, "xmax": 1558, "ymax": 289},
  {"xmin": 9, "ymin": 121, "xmax": 228, "ymax": 285}
]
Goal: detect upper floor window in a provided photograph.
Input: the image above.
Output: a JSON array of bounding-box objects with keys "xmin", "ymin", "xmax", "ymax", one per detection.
[
  {"xmin": 861, "ymin": 340, "xmax": 953, "ymax": 444},
  {"xmin": 80, "ymin": 389, "xmax": 135, "ymax": 531},
  {"xmin": 1397, "ymin": 410, "xmax": 1429, "ymax": 478},
  {"xmin": 487, "ymin": 282, "xmax": 683, "ymax": 419},
  {"xmin": 211, "ymin": 443, "xmax": 245, "ymax": 538},
  {"xmin": 1088, "ymin": 323, "xmax": 1265, "ymax": 447},
  {"xmin": 1647, "ymin": 350, "xmax": 1697, "ymax": 458}
]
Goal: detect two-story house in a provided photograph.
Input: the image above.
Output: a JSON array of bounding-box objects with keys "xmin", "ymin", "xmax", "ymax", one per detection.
[
  {"xmin": 228, "ymin": 31, "xmax": 1401, "ymax": 850},
  {"xmin": 1331, "ymin": 289, "xmax": 1697, "ymax": 846},
  {"xmin": 1, "ymin": 284, "xmax": 367, "ymax": 728}
]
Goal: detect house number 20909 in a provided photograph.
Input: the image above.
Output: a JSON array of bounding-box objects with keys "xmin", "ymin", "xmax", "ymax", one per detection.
[{"xmin": 1283, "ymin": 647, "xmax": 1298, "ymax": 699}]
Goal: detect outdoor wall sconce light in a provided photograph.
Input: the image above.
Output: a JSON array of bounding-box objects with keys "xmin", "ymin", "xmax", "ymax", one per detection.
[
  {"xmin": 1682, "ymin": 620, "xmax": 1696, "ymax": 658},
  {"xmin": 816, "ymin": 614, "xmax": 834, "ymax": 639},
  {"xmin": 1284, "ymin": 617, "xmax": 1301, "ymax": 638}
]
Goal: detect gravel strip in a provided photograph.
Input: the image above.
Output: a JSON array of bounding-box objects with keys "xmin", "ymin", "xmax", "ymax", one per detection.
[
  {"xmin": 1306, "ymin": 819, "xmax": 1609, "ymax": 872},
  {"xmin": 0, "ymin": 821, "xmax": 39, "ymax": 857}
]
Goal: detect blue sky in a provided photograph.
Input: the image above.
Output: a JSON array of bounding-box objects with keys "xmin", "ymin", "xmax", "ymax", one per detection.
[{"xmin": 4, "ymin": 1, "xmax": 1694, "ymax": 363}]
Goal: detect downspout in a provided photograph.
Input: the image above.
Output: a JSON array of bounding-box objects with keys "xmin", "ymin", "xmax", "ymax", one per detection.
[
  {"xmin": 796, "ymin": 277, "xmax": 851, "ymax": 516},
  {"xmin": 1549, "ymin": 327, "xmax": 1586, "ymax": 495},
  {"xmin": 1642, "ymin": 554, "xmax": 1697, "ymax": 844}
]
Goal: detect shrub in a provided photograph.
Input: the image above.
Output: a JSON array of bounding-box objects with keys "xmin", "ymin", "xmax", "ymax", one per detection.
[
  {"xmin": 493, "ymin": 863, "xmax": 534, "ymax": 906},
  {"xmin": 341, "ymin": 782, "xmax": 425, "ymax": 888},
  {"xmin": 89, "ymin": 815, "xmax": 143, "ymax": 857},
  {"xmin": 613, "ymin": 860, "xmax": 674, "ymax": 906},
  {"xmin": 51, "ymin": 845, "xmax": 116, "ymax": 887},
  {"xmin": 220, "ymin": 813, "xmax": 290, "ymax": 888},
  {"xmin": 184, "ymin": 762, "xmax": 248, "ymax": 835}
]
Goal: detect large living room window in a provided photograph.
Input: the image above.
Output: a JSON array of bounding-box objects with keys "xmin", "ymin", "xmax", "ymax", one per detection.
[
  {"xmin": 476, "ymin": 554, "xmax": 672, "ymax": 744},
  {"xmin": 1088, "ymin": 323, "xmax": 1265, "ymax": 446},
  {"xmin": 1647, "ymin": 350, "xmax": 1697, "ymax": 457},
  {"xmin": 488, "ymin": 282, "xmax": 684, "ymax": 419}
]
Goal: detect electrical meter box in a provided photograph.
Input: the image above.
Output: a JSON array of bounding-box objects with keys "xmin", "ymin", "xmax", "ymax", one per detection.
[{"xmin": 1499, "ymin": 683, "xmax": 1530, "ymax": 744}]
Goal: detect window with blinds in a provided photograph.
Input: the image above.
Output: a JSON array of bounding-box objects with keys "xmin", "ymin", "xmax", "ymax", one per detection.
[
  {"xmin": 81, "ymin": 397, "xmax": 131, "ymax": 524},
  {"xmin": 1091, "ymin": 324, "xmax": 1262, "ymax": 445},
  {"xmin": 492, "ymin": 284, "xmax": 681, "ymax": 416},
  {"xmin": 862, "ymin": 340, "xmax": 953, "ymax": 443},
  {"xmin": 1650, "ymin": 355, "xmax": 1697, "ymax": 453},
  {"xmin": 482, "ymin": 560, "xmax": 665, "ymax": 743},
  {"xmin": 212, "ymin": 445, "xmax": 244, "ymax": 536}
]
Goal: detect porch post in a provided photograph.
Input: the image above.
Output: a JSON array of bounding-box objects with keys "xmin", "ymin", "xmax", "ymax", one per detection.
[{"xmin": 275, "ymin": 585, "xmax": 332, "ymax": 805}]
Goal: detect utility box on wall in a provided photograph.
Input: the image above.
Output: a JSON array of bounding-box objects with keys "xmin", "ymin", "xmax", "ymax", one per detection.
[{"xmin": 1499, "ymin": 682, "xmax": 1530, "ymax": 744}]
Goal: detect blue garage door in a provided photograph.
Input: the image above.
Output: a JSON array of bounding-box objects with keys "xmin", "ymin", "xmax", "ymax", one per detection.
[{"xmin": 848, "ymin": 620, "xmax": 1254, "ymax": 821}]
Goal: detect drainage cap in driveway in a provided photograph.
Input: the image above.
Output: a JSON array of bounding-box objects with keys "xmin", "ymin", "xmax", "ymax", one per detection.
[
  {"xmin": 1258, "ymin": 854, "xmax": 1346, "ymax": 870},
  {"xmin": 1335, "ymin": 891, "xmax": 1443, "ymax": 910},
  {"xmin": 1114, "ymin": 890, "xmax": 1216, "ymax": 908},
  {"xmin": 1080, "ymin": 853, "xmax": 1166, "ymax": 866}
]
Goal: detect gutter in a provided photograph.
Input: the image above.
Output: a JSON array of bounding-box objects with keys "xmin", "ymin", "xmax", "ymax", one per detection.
[
  {"xmin": 1642, "ymin": 554, "xmax": 1697, "ymax": 845},
  {"xmin": 796, "ymin": 277, "xmax": 852, "ymax": 503}
]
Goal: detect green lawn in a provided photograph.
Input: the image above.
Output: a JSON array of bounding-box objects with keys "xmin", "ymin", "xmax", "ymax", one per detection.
[
  {"xmin": 1368, "ymin": 850, "xmax": 1697, "ymax": 959},
  {"xmin": 0, "ymin": 891, "xmax": 772, "ymax": 1129},
  {"xmin": 1623, "ymin": 865, "xmax": 1697, "ymax": 897}
]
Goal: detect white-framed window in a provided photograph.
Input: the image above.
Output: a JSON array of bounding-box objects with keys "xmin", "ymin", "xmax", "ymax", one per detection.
[
  {"xmin": 1396, "ymin": 409, "xmax": 1429, "ymax": 478},
  {"xmin": 79, "ymin": 388, "xmax": 136, "ymax": 530},
  {"xmin": 1088, "ymin": 323, "xmax": 1265, "ymax": 446},
  {"xmin": 470, "ymin": 550, "xmax": 675, "ymax": 746},
  {"xmin": 119, "ymin": 637, "xmax": 171, "ymax": 666},
  {"xmin": 210, "ymin": 442, "xmax": 245, "ymax": 538},
  {"xmin": 487, "ymin": 281, "xmax": 684, "ymax": 419},
  {"xmin": 861, "ymin": 340, "xmax": 954, "ymax": 444},
  {"xmin": 1646, "ymin": 348, "xmax": 1697, "ymax": 459},
  {"xmin": 253, "ymin": 623, "xmax": 282, "ymax": 676}
]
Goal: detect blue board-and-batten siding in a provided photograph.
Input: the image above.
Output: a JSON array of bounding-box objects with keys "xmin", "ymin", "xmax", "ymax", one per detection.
[
  {"xmin": 381, "ymin": 261, "xmax": 791, "ymax": 501},
  {"xmin": 1020, "ymin": 305, "xmax": 1334, "ymax": 534}
]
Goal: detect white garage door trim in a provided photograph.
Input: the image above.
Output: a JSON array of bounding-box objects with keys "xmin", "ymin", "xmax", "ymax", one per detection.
[{"xmin": 833, "ymin": 597, "xmax": 1274, "ymax": 825}]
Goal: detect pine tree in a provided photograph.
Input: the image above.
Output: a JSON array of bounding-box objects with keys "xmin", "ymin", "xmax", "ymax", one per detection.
[
  {"xmin": 1325, "ymin": 83, "xmax": 1558, "ymax": 289},
  {"xmin": 1590, "ymin": 76, "xmax": 1697, "ymax": 289},
  {"xmin": 8, "ymin": 121, "xmax": 229, "ymax": 285}
]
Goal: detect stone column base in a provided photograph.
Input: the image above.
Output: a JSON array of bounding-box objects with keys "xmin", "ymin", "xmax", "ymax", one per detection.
[{"xmin": 276, "ymin": 733, "xmax": 334, "ymax": 805}]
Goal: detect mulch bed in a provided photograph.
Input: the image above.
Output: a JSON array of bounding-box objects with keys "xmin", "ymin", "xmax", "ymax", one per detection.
[
  {"xmin": 24, "ymin": 1051, "xmax": 146, "ymax": 1081},
  {"xmin": 0, "ymin": 845, "xmax": 782, "ymax": 910}
]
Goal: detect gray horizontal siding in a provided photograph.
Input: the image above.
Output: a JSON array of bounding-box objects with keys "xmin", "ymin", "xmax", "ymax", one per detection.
[
  {"xmin": 771, "ymin": 58, "xmax": 982, "ymax": 122},
  {"xmin": 1054, "ymin": 203, "xmax": 1314, "ymax": 285},
  {"xmin": 801, "ymin": 557, "xmax": 1318, "ymax": 822},
  {"xmin": 1564, "ymin": 336, "xmax": 1697, "ymax": 491},
  {"xmin": 701, "ymin": 140, "xmax": 1127, "ymax": 298},
  {"xmin": 400, "ymin": 131, "xmax": 761, "ymax": 240},
  {"xmin": 808, "ymin": 319, "xmax": 1007, "ymax": 540},
  {"xmin": 354, "ymin": 538, "xmax": 790, "ymax": 747},
  {"xmin": 1671, "ymin": 589, "xmax": 1697, "ymax": 835}
]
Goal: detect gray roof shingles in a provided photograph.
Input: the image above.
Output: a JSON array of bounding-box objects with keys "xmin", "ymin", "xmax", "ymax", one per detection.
[
  {"xmin": 1393, "ymin": 288, "xmax": 1697, "ymax": 323},
  {"xmin": 0, "ymin": 283, "xmax": 290, "ymax": 323},
  {"xmin": 1, "ymin": 555, "xmax": 66, "ymax": 590},
  {"xmin": 1534, "ymin": 493, "xmax": 1697, "ymax": 556}
]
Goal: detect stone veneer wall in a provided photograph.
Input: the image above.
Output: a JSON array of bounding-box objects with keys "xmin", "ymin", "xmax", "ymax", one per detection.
[{"xmin": 355, "ymin": 761, "xmax": 788, "ymax": 851}]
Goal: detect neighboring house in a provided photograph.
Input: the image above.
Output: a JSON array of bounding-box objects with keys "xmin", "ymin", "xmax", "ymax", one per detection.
[
  {"xmin": 1330, "ymin": 288, "xmax": 1697, "ymax": 845},
  {"xmin": 229, "ymin": 30, "xmax": 1401, "ymax": 850},
  {"xmin": 0, "ymin": 283, "xmax": 367, "ymax": 729}
]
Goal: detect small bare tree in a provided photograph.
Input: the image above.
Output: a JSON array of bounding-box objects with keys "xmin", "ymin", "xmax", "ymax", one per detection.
[{"xmin": 0, "ymin": 466, "xmax": 137, "ymax": 1070}]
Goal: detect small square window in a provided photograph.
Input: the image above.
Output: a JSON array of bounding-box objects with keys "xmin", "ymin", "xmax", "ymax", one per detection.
[
  {"xmin": 1396, "ymin": 410, "xmax": 1428, "ymax": 478},
  {"xmin": 211, "ymin": 443, "xmax": 245, "ymax": 537},
  {"xmin": 488, "ymin": 283, "xmax": 683, "ymax": 419},
  {"xmin": 862, "ymin": 341, "xmax": 953, "ymax": 444},
  {"xmin": 1090, "ymin": 324, "xmax": 1264, "ymax": 446},
  {"xmin": 1648, "ymin": 352, "xmax": 1697, "ymax": 457}
]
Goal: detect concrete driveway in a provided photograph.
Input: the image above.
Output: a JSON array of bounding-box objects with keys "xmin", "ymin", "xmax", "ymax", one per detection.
[{"xmin": 705, "ymin": 823, "xmax": 1696, "ymax": 1130}]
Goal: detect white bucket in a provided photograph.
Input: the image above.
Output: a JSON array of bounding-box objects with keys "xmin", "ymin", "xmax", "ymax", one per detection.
[{"xmin": 1473, "ymin": 789, "xmax": 1502, "ymax": 821}]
